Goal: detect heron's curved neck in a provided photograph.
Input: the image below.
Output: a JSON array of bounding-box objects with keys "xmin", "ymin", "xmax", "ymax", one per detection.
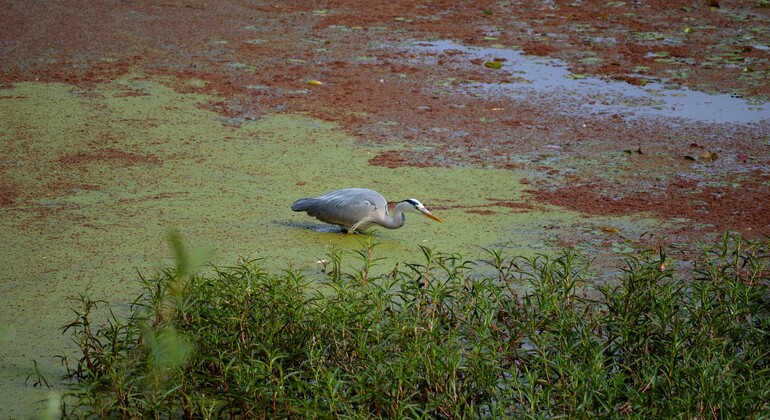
[{"xmin": 380, "ymin": 202, "xmax": 408, "ymax": 229}]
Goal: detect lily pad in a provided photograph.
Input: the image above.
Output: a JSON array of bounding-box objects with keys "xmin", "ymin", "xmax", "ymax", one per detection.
[
  {"xmin": 581, "ymin": 57, "xmax": 603, "ymax": 64},
  {"xmin": 573, "ymin": 24, "xmax": 596, "ymax": 32},
  {"xmin": 632, "ymin": 32, "xmax": 666, "ymax": 41},
  {"xmin": 700, "ymin": 150, "xmax": 718, "ymax": 161},
  {"xmin": 611, "ymin": 244, "xmax": 636, "ymax": 254}
]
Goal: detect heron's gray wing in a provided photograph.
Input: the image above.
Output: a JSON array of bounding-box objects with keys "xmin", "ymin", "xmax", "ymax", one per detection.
[{"xmin": 296, "ymin": 189, "xmax": 387, "ymax": 228}]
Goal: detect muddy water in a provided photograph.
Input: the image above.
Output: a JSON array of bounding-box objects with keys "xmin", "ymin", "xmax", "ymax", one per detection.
[
  {"xmin": 412, "ymin": 40, "xmax": 768, "ymax": 124},
  {"xmin": 0, "ymin": 76, "xmax": 662, "ymax": 417}
]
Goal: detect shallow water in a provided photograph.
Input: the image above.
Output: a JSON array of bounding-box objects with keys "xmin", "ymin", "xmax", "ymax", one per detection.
[
  {"xmin": 412, "ymin": 40, "xmax": 769, "ymax": 124},
  {"xmin": 0, "ymin": 76, "xmax": 666, "ymax": 417}
]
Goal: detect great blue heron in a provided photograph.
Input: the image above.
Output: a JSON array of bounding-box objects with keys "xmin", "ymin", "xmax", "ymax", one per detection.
[{"xmin": 291, "ymin": 188, "xmax": 443, "ymax": 233}]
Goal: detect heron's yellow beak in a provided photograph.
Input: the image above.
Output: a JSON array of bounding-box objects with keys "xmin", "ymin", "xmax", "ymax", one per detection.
[{"xmin": 421, "ymin": 210, "xmax": 443, "ymax": 223}]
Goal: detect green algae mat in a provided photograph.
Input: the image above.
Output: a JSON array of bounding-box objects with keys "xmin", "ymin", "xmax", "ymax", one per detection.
[{"xmin": 0, "ymin": 76, "xmax": 662, "ymax": 417}]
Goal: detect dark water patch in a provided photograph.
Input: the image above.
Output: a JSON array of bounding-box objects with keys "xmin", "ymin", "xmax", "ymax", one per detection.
[{"xmin": 410, "ymin": 40, "xmax": 769, "ymax": 124}]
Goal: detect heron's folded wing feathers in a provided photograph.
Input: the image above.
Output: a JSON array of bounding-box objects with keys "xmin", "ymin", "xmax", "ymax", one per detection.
[{"xmin": 313, "ymin": 192, "xmax": 379, "ymax": 227}]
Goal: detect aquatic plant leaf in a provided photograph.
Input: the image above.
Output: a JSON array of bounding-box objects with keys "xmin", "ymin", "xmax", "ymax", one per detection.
[
  {"xmin": 700, "ymin": 150, "xmax": 718, "ymax": 161},
  {"xmin": 581, "ymin": 57, "xmax": 603, "ymax": 64}
]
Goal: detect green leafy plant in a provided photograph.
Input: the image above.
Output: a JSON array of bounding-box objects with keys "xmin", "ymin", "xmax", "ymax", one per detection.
[{"xmin": 59, "ymin": 234, "xmax": 770, "ymax": 418}]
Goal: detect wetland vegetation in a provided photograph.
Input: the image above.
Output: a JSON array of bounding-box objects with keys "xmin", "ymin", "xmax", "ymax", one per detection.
[
  {"xmin": 57, "ymin": 233, "xmax": 769, "ymax": 418},
  {"xmin": 4, "ymin": 2, "xmax": 768, "ymax": 418}
]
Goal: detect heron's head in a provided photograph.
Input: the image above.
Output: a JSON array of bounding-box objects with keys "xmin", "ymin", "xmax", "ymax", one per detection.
[{"xmin": 403, "ymin": 198, "xmax": 443, "ymax": 223}]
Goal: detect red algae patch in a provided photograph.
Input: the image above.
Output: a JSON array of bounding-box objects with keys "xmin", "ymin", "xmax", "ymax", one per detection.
[
  {"xmin": 528, "ymin": 178, "xmax": 770, "ymax": 238},
  {"xmin": 56, "ymin": 147, "xmax": 161, "ymax": 166}
]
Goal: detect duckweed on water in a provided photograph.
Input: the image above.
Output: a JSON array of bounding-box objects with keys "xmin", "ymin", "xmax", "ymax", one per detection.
[{"xmin": 59, "ymin": 234, "xmax": 770, "ymax": 418}]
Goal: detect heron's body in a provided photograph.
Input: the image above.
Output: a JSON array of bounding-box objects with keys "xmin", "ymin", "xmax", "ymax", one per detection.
[{"xmin": 291, "ymin": 188, "xmax": 442, "ymax": 233}]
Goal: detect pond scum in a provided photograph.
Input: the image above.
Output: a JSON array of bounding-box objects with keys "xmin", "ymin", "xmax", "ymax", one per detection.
[{"xmin": 58, "ymin": 233, "xmax": 769, "ymax": 418}]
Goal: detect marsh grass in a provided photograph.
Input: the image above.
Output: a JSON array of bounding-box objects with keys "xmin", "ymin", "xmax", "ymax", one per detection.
[{"xmin": 59, "ymin": 233, "xmax": 770, "ymax": 418}]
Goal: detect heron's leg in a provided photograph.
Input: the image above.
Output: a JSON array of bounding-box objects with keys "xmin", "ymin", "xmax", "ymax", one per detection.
[{"xmin": 349, "ymin": 222, "xmax": 362, "ymax": 234}]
